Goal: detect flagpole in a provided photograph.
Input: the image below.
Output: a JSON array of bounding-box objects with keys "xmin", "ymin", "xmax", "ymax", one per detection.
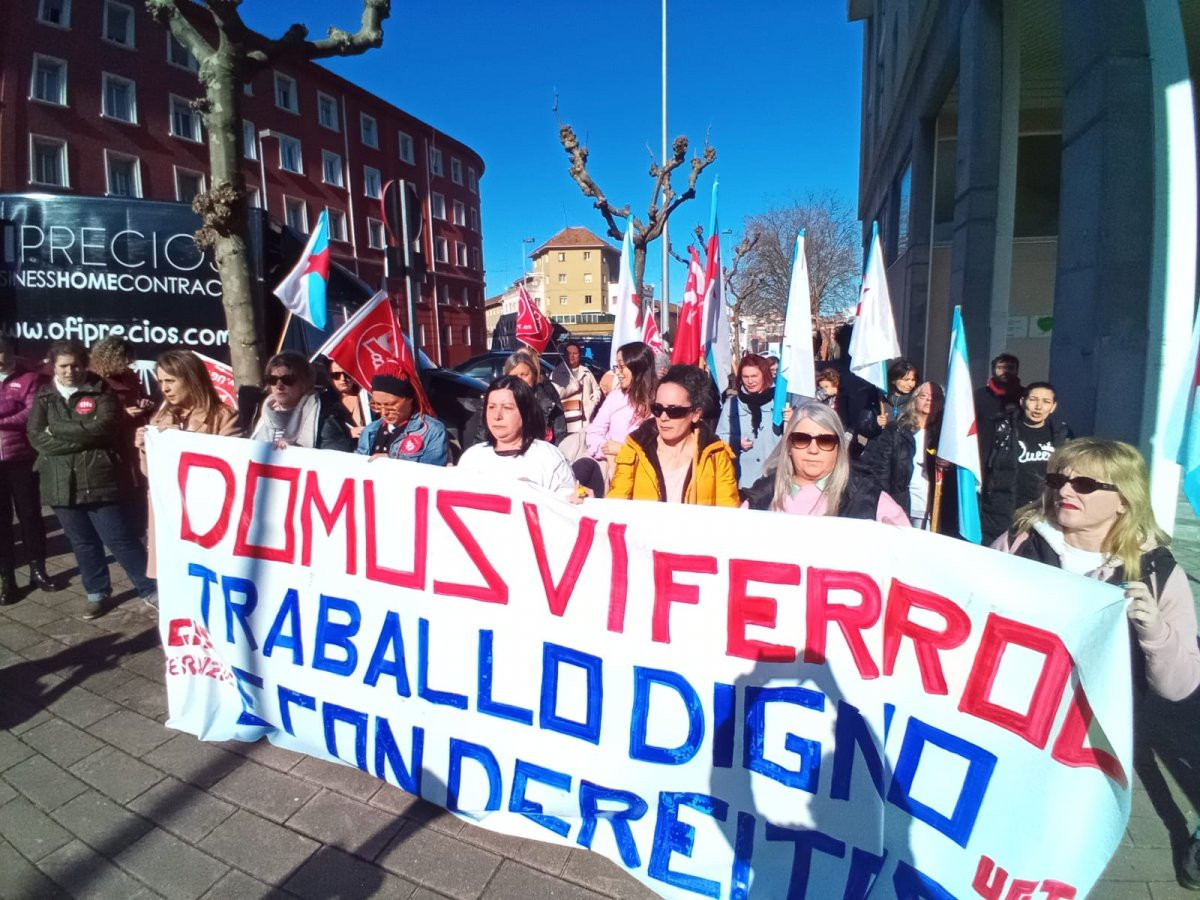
[
  {"xmin": 274, "ymin": 311, "xmax": 293, "ymax": 356},
  {"xmin": 660, "ymin": 0, "xmax": 670, "ymax": 339}
]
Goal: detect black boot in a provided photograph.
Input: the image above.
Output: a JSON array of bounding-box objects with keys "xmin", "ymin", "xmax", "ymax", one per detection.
[
  {"xmin": 29, "ymin": 561, "xmax": 62, "ymax": 593},
  {"xmin": 0, "ymin": 570, "xmax": 15, "ymax": 606}
]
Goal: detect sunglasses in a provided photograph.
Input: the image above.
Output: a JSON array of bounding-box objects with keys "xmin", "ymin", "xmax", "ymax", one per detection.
[
  {"xmin": 788, "ymin": 431, "xmax": 840, "ymax": 451},
  {"xmin": 330, "ymin": 372, "xmax": 351, "ymax": 381},
  {"xmin": 650, "ymin": 403, "xmax": 695, "ymax": 420},
  {"xmin": 265, "ymin": 373, "xmax": 297, "ymax": 387},
  {"xmin": 1044, "ymin": 473, "xmax": 1118, "ymax": 494}
]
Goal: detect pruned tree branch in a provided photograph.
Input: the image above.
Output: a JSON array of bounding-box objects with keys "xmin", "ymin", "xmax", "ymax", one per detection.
[{"xmin": 147, "ymin": 0, "xmax": 215, "ymax": 60}]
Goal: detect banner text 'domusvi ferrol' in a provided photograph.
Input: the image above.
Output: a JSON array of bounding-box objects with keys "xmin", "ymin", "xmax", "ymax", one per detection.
[{"xmin": 146, "ymin": 430, "xmax": 1132, "ymax": 899}]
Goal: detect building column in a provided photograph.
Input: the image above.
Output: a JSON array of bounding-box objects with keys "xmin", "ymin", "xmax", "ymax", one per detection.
[
  {"xmin": 988, "ymin": 0, "xmax": 1021, "ymax": 364},
  {"xmin": 1050, "ymin": 0, "xmax": 1154, "ymax": 439},
  {"xmin": 903, "ymin": 116, "xmax": 937, "ymax": 367},
  {"xmin": 949, "ymin": 0, "xmax": 1004, "ymax": 381}
]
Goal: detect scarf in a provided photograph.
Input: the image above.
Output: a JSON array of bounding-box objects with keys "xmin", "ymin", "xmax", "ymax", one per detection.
[
  {"xmin": 255, "ymin": 393, "xmax": 320, "ymax": 447},
  {"xmin": 986, "ymin": 377, "xmax": 1023, "ymax": 406},
  {"xmin": 736, "ymin": 387, "xmax": 773, "ymax": 436}
]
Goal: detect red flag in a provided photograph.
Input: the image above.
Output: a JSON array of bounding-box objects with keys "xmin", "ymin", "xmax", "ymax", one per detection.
[
  {"xmin": 671, "ymin": 247, "xmax": 705, "ymax": 364},
  {"xmin": 642, "ymin": 306, "xmax": 663, "ymax": 352},
  {"xmin": 515, "ymin": 287, "xmax": 553, "ymax": 354},
  {"xmin": 312, "ymin": 291, "xmax": 433, "ymax": 415},
  {"xmin": 191, "ymin": 351, "xmax": 237, "ymax": 409}
]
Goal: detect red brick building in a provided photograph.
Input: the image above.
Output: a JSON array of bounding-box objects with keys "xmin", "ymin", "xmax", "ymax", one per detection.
[{"xmin": 0, "ymin": 0, "xmax": 486, "ymax": 365}]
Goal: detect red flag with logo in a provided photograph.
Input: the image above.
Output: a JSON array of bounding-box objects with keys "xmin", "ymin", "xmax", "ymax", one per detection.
[
  {"xmin": 515, "ymin": 287, "xmax": 553, "ymax": 354},
  {"xmin": 671, "ymin": 246, "xmax": 705, "ymax": 365},
  {"xmin": 311, "ymin": 291, "xmax": 433, "ymax": 415},
  {"xmin": 192, "ymin": 351, "xmax": 237, "ymax": 409},
  {"xmin": 642, "ymin": 306, "xmax": 664, "ymax": 352}
]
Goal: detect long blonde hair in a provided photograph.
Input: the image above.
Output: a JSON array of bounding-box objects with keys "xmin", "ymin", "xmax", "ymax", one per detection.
[
  {"xmin": 1013, "ymin": 438, "xmax": 1168, "ymax": 579},
  {"xmin": 761, "ymin": 400, "xmax": 851, "ymax": 515}
]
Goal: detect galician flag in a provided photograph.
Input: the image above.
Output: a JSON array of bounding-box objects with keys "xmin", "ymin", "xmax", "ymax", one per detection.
[
  {"xmin": 701, "ymin": 179, "xmax": 732, "ymax": 391},
  {"xmin": 1174, "ymin": 310, "xmax": 1200, "ymax": 515},
  {"xmin": 670, "ymin": 246, "xmax": 705, "ymax": 365},
  {"xmin": 274, "ymin": 209, "xmax": 330, "ymax": 330},
  {"xmin": 848, "ymin": 222, "xmax": 900, "ymax": 391},
  {"xmin": 610, "ymin": 222, "xmax": 642, "ymax": 369},
  {"xmin": 773, "ymin": 230, "xmax": 817, "ymax": 427},
  {"xmin": 940, "ymin": 305, "xmax": 983, "ymax": 543}
]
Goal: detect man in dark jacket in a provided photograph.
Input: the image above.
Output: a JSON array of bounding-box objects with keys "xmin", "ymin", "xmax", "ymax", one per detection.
[
  {"xmin": 980, "ymin": 381, "xmax": 1071, "ymax": 544},
  {"xmin": 974, "ymin": 353, "xmax": 1023, "ymax": 454},
  {"xmin": 0, "ymin": 338, "xmax": 59, "ymax": 604}
]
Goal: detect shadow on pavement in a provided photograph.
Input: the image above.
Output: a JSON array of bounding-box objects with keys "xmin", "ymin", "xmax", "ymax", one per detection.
[{"xmin": 1136, "ymin": 689, "xmax": 1200, "ymax": 880}]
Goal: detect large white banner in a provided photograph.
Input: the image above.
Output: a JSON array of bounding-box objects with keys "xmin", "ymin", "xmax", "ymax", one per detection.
[{"xmin": 146, "ymin": 430, "xmax": 1132, "ymax": 899}]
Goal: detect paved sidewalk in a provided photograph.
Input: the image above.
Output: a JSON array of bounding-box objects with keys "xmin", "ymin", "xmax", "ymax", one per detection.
[{"xmin": 2, "ymin": 501, "xmax": 1200, "ymax": 898}]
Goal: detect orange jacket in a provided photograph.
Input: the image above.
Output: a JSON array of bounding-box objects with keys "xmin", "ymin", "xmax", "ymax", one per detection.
[{"xmin": 609, "ymin": 421, "xmax": 739, "ymax": 507}]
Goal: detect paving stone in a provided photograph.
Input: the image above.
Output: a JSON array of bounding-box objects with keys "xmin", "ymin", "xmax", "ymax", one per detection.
[
  {"xmin": 0, "ymin": 620, "xmax": 46, "ymax": 651},
  {"xmin": 69, "ymin": 746, "xmax": 165, "ymax": 804},
  {"xmin": 377, "ymin": 823, "xmax": 501, "ymax": 899},
  {"xmin": 123, "ymin": 648, "xmax": 167, "ymax": 682},
  {"xmin": 370, "ymin": 783, "xmax": 424, "ymax": 817},
  {"xmin": 6, "ymin": 701, "xmax": 53, "ymax": 735},
  {"xmin": 109, "ymin": 673, "xmax": 169, "ymax": 720},
  {"xmin": 143, "ymin": 734, "xmax": 244, "ymax": 789},
  {"xmin": 228, "ymin": 737, "xmax": 303, "ymax": 773},
  {"xmin": 128, "ymin": 777, "xmax": 235, "ymax": 843},
  {"xmin": 116, "ymin": 827, "xmax": 229, "ymax": 899},
  {"xmin": 3, "ymin": 754, "xmax": 89, "ymax": 812},
  {"xmin": 199, "ymin": 868, "xmax": 278, "ymax": 899},
  {"xmin": 37, "ymin": 838, "xmax": 154, "ymax": 897},
  {"xmin": 1091, "ymin": 883, "xmax": 1151, "ymax": 900},
  {"xmin": 458, "ymin": 824, "xmax": 572, "ymax": 878},
  {"xmin": 410, "ymin": 890, "xmax": 456, "ymax": 900},
  {"xmin": 283, "ymin": 845, "xmax": 418, "ymax": 899},
  {"xmin": 1127, "ymin": 814, "xmax": 1176, "ymax": 849},
  {"xmin": 561, "ymin": 849, "xmax": 660, "ymax": 900},
  {"xmin": 290, "ymin": 755, "xmax": 383, "ymax": 801},
  {"xmin": 74, "ymin": 664, "xmax": 137, "ymax": 696},
  {"xmin": 482, "ymin": 860, "xmax": 608, "ymax": 899},
  {"xmin": 44, "ymin": 684, "xmax": 122, "ymax": 728},
  {"xmin": 20, "ymin": 717, "xmax": 105, "ymax": 767},
  {"xmin": 209, "ymin": 759, "xmax": 318, "ymax": 824},
  {"xmin": 88, "ymin": 708, "xmax": 174, "ymax": 757},
  {"xmin": 20, "ymin": 638, "xmax": 73, "ymax": 661},
  {"xmin": 1149, "ymin": 881, "xmax": 1200, "ymax": 899},
  {"xmin": 0, "ymin": 730, "xmax": 35, "ymax": 772},
  {"xmin": 0, "ymin": 643, "xmax": 24, "ymax": 668},
  {"xmin": 50, "ymin": 789, "xmax": 154, "ymax": 851},
  {"xmin": 0, "ymin": 779, "xmax": 16, "ymax": 806},
  {"xmin": 0, "ymin": 796, "xmax": 73, "ymax": 861},
  {"xmin": 0, "ymin": 835, "xmax": 70, "ymax": 899},
  {"xmin": 4, "ymin": 601, "xmax": 66, "ymax": 628},
  {"xmin": 399, "ymin": 798, "xmax": 467, "ymax": 837},
  {"xmin": 41, "ymin": 614, "xmax": 106, "ymax": 644},
  {"xmin": 1101, "ymin": 845, "xmax": 1181, "ymax": 882},
  {"xmin": 199, "ymin": 809, "xmax": 318, "ymax": 883},
  {"xmin": 286, "ymin": 789, "xmax": 404, "ymax": 860}
]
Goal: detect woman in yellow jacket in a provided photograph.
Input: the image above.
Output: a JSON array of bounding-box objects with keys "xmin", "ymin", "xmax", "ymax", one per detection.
[{"xmin": 609, "ymin": 364, "xmax": 740, "ymax": 507}]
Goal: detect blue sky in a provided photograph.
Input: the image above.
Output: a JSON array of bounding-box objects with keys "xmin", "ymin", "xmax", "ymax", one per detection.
[{"xmin": 241, "ymin": 2, "xmax": 865, "ymax": 297}]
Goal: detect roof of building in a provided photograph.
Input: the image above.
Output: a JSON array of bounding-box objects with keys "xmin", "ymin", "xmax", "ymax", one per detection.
[{"xmin": 532, "ymin": 227, "xmax": 620, "ymax": 256}]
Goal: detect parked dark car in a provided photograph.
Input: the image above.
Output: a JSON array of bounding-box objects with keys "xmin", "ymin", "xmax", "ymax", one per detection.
[{"xmin": 453, "ymin": 350, "xmax": 605, "ymax": 385}]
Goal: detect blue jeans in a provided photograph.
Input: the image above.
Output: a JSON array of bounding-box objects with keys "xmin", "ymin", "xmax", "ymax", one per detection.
[{"xmin": 53, "ymin": 502, "xmax": 155, "ymax": 599}]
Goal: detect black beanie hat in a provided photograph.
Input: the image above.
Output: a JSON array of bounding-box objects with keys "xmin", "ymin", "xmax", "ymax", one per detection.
[{"xmin": 370, "ymin": 372, "xmax": 415, "ymax": 397}]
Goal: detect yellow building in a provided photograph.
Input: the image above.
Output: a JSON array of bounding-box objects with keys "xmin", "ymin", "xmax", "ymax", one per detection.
[{"xmin": 530, "ymin": 227, "xmax": 621, "ymax": 338}]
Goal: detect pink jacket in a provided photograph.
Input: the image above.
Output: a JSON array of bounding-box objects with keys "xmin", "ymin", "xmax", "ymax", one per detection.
[
  {"xmin": 0, "ymin": 361, "xmax": 46, "ymax": 463},
  {"xmin": 995, "ymin": 529, "xmax": 1200, "ymax": 702},
  {"xmin": 585, "ymin": 388, "xmax": 646, "ymax": 460}
]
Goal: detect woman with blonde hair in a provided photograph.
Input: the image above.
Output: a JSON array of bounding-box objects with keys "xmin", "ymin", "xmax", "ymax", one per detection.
[
  {"xmin": 743, "ymin": 400, "xmax": 908, "ymax": 523},
  {"xmin": 994, "ymin": 438, "xmax": 1200, "ymax": 702},
  {"xmin": 504, "ymin": 349, "xmax": 566, "ymax": 444}
]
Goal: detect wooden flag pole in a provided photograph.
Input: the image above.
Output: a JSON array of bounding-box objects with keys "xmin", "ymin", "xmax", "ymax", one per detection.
[
  {"xmin": 930, "ymin": 462, "xmax": 945, "ymax": 533},
  {"xmin": 273, "ymin": 311, "xmax": 293, "ymax": 356}
]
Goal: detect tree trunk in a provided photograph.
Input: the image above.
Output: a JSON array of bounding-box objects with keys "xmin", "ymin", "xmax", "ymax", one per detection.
[{"xmin": 633, "ymin": 245, "xmax": 647, "ymax": 300}]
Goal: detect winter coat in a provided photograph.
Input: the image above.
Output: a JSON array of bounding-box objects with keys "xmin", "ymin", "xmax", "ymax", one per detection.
[
  {"xmin": 250, "ymin": 392, "xmax": 356, "ymax": 452},
  {"xmin": 859, "ymin": 417, "xmax": 960, "ymax": 535},
  {"xmin": 27, "ymin": 377, "xmax": 128, "ymax": 507},
  {"xmin": 742, "ymin": 467, "xmax": 895, "ymax": 521},
  {"xmin": 716, "ymin": 392, "xmax": 783, "ymax": 488},
  {"xmin": 357, "ymin": 414, "xmax": 448, "ymax": 466},
  {"xmin": 995, "ymin": 527, "xmax": 1200, "ymax": 702},
  {"xmin": 0, "ymin": 361, "xmax": 46, "ymax": 463},
  {"xmin": 609, "ymin": 421, "xmax": 739, "ymax": 507},
  {"xmin": 139, "ymin": 401, "xmax": 241, "ymax": 475},
  {"xmin": 586, "ymin": 388, "xmax": 645, "ymax": 460},
  {"xmin": 980, "ymin": 410, "xmax": 1071, "ymax": 543}
]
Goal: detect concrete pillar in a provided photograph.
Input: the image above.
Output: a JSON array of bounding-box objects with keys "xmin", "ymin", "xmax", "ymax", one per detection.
[
  {"xmin": 949, "ymin": 0, "xmax": 1003, "ymax": 381},
  {"xmin": 1050, "ymin": 0, "xmax": 1154, "ymax": 439},
  {"xmin": 988, "ymin": 0, "xmax": 1021, "ymax": 363},
  {"xmin": 903, "ymin": 116, "xmax": 937, "ymax": 368}
]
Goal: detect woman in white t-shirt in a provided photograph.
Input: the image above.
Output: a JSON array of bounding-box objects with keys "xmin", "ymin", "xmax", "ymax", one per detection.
[{"xmin": 457, "ymin": 375, "xmax": 578, "ymax": 498}]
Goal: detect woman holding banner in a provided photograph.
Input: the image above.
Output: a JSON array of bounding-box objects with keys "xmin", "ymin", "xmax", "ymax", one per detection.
[
  {"xmin": 249, "ymin": 351, "xmax": 355, "ymax": 452},
  {"xmin": 355, "ymin": 366, "xmax": 447, "ymax": 466},
  {"xmin": 608, "ymin": 364, "xmax": 739, "ymax": 507},
  {"xmin": 457, "ymin": 375, "xmax": 578, "ymax": 498},
  {"xmin": 995, "ymin": 438, "xmax": 1200, "ymax": 702},
  {"xmin": 742, "ymin": 400, "xmax": 909, "ymax": 524}
]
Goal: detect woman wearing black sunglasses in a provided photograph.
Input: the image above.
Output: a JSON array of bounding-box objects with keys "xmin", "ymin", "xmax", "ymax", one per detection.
[
  {"xmin": 994, "ymin": 438, "xmax": 1200, "ymax": 702},
  {"xmin": 742, "ymin": 401, "xmax": 908, "ymax": 523},
  {"xmin": 608, "ymin": 364, "xmax": 738, "ymax": 506},
  {"xmin": 249, "ymin": 351, "xmax": 355, "ymax": 452}
]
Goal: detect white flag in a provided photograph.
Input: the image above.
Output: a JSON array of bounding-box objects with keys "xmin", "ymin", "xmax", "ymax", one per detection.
[
  {"xmin": 773, "ymin": 231, "xmax": 816, "ymax": 426},
  {"xmin": 848, "ymin": 223, "xmax": 900, "ymax": 390},
  {"xmin": 610, "ymin": 223, "xmax": 641, "ymax": 369}
]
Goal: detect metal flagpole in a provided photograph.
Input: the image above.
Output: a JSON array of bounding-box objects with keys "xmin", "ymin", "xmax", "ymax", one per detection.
[{"xmin": 660, "ymin": 0, "xmax": 669, "ymax": 338}]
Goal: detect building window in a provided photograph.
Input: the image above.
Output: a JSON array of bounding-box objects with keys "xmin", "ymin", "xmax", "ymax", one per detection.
[
  {"xmin": 584, "ymin": 272, "xmax": 593, "ymax": 284},
  {"xmin": 105, "ymin": 151, "xmax": 141, "ymax": 197},
  {"xmin": 556, "ymin": 252, "xmax": 565, "ymax": 262},
  {"xmin": 274, "ymin": 71, "xmax": 298, "ymax": 113},
  {"xmin": 169, "ymin": 95, "xmax": 202, "ymax": 142},
  {"xmin": 367, "ymin": 218, "xmax": 385, "ymax": 249},
  {"xmin": 429, "ymin": 147, "xmax": 443, "ymax": 176},
  {"xmin": 175, "ymin": 167, "xmax": 204, "ymax": 203},
  {"xmin": 585, "ymin": 295, "xmax": 593, "ymax": 305},
  {"xmin": 583, "ymin": 251, "xmax": 591, "ymax": 260},
  {"xmin": 284, "ymin": 197, "xmax": 307, "ymax": 232},
  {"xmin": 321, "ymin": 150, "xmax": 343, "ymax": 187},
  {"xmin": 451, "ymin": 157, "xmax": 463, "ymax": 185},
  {"xmin": 243, "ymin": 82, "xmax": 253, "ymax": 96},
  {"xmin": 363, "ymin": 166, "xmax": 382, "ymax": 199},
  {"xmin": 469, "ymin": 208, "xmax": 479, "ymax": 232},
  {"xmin": 398, "ymin": 131, "xmax": 414, "ymax": 164},
  {"xmin": 248, "ymin": 187, "xmax": 261, "ymax": 208},
  {"xmin": 167, "ymin": 34, "xmax": 198, "ymax": 71},
  {"xmin": 431, "ymin": 193, "xmax": 446, "ymax": 220},
  {"xmin": 278, "ymin": 135, "xmax": 302, "ymax": 173},
  {"xmin": 30, "ymin": 136, "xmax": 67, "ymax": 187},
  {"xmin": 31, "ymin": 56, "xmax": 67, "ymax": 106},
  {"xmin": 471, "ymin": 247, "xmax": 481, "ymax": 270},
  {"xmin": 468, "ymin": 167, "xmax": 477, "ymax": 193},
  {"xmin": 360, "ymin": 113, "xmax": 378, "ymax": 148},
  {"xmin": 317, "ymin": 92, "xmax": 339, "ymax": 131},
  {"xmin": 438, "ymin": 284, "xmax": 449, "ymax": 305},
  {"xmin": 418, "ymin": 324, "xmax": 426, "ymax": 347},
  {"xmin": 443, "ymin": 325, "xmax": 453, "ymax": 346},
  {"xmin": 435, "ymin": 237, "xmax": 448, "ymax": 264},
  {"xmin": 327, "ymin": 208, "xmax": 347, "ymax": 242},
  {"xmin": 37, "ymin": 0, "xmax": 70, "ymax": 27},
  {"xmin": 464, "ymin": 324, "xmax": 471, "ymax": 344},
  {"xmin": 243, "ymin": 121, "xmax": 256, "ymax": 159},
  {"xmin": 103, "ymin": 1, "xmax": 134, "ymax": 47},
  {"xmin": 456, "ymin": 242, "xmax": 468, "ymax": 267},
  {"xmin": 557, "ymin": 273, "xmax": 567, "ymax": 284},
  {"xmin": 452, "ymin": 200, "xmax": 465, "ymax": 227},
  {"xmin": 101, "ymin": 73, "xmax": 136, "ymax": 123},
  {"xmin": 461, "ymin": 286, "xmax": 470, "ymax": 306},
  {"xmin": 559, "ymin": 295, "xmax": 568, "ymax": 306}
]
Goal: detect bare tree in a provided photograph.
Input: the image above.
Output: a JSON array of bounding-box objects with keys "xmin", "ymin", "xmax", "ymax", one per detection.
[
  {"xmin": 146, "ymin": 0, "xmax": 391, "ymax": 388},
  {"xmin": 559, "ymin": 123, "xmax": 716, "ymax": 298},
  {"xmin": 730, "ymin": 194, "xmax": 860, "ymax": 322}
]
